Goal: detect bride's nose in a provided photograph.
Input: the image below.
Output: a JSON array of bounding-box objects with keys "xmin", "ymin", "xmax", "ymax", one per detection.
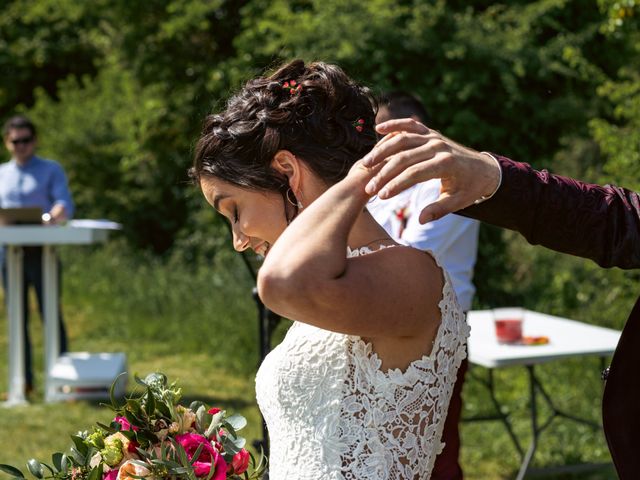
[{"xmin": 232, "ymin": 227, "xmax": 250, "ymax": 252}]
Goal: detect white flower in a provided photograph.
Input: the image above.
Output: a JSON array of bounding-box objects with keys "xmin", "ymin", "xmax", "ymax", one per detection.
[
  {"xmin": 175, "ymin": 405, "xmax": 197, "ymax": 433},
  {"xmin": 89, "ymin": 452, "xmax": 103, "ymax": 469}
]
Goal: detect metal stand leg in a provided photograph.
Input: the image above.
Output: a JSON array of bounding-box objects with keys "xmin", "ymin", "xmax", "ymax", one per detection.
[
  {"xmin": 5, "ymin": 246, "xmax": 27, "ymax": 406},
  {"xmin": 251, "ymin": 287, "xmax": 280, "ymax": 459},
  {"xmin": 43, "ymin": 246, "xmax": 60, "ymax": 402},
  {"xmin": 516, "ymin": 366, "xmax": 538, "ymax": 480}
]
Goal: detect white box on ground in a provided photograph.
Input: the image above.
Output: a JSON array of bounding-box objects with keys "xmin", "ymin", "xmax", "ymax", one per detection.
[{"xmin": 47, "ymin": 352, "xmax": 127, "ymax": 402}]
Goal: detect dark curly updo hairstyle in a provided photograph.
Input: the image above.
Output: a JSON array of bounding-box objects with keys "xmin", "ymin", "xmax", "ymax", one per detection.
[{"xmin": 191, "ymin": 60, "xmax": 378, "ymax": 204}]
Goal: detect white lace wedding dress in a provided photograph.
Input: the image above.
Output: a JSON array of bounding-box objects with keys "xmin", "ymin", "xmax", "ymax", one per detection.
[{"xmin": 255, "ymin": 246, "xmax": 470, "ymax": 480}]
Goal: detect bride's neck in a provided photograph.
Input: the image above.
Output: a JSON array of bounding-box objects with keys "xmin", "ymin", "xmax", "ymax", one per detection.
[{"xmin": 347, "ymin": 208, "xmax": 396, "ymax": 250}]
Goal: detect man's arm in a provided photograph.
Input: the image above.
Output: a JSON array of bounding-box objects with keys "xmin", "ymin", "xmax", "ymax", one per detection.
[
  {"xmin": 364, "ymin": 118, "xmax": 640, "ymax": 270},
  {"xmin": 48, "ymin": 162, "xmax": 74, "ymax": 222},
  {"xmin": 461, "ymin": 156, "xmax": 640, "ymax": 269}
]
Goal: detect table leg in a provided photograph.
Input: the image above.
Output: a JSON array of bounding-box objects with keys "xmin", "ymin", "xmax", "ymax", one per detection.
[
  {"xmin": 515, "ymin": 366, "xmax": 538, "ymax": 480},
  {"xmin": 43, "ymin": 245, "xmax": 60, "ymax": 403},
  {"xmin": 515, "ymin": 364, "xmax": 604, "ymax": 478},
  {"xmin": 4, "ymin": 245, "xmax": 27, "ymax": 406},
  {"xmin": 464, "ymin": 367, "xmax": 524, "ymax": 458}
]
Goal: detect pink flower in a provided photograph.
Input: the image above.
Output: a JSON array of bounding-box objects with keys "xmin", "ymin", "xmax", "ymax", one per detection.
[
  {"xmin": 207, "ymin": 407, "xmax": 221, "ymax": 415},
  {"xmin": 231, "ymin": 449, "xmax": 250, "ymax": 475},
  {"xmin": 113, "ymin": 416, "xmax": 138, "ymax": 432},
  {"xmin": 103, "ymin": 470, "xmax": 118, "ymax": 480},
  {"xmin": 175, "ymin": 433, "xmax": 227, "ymax": 479}
]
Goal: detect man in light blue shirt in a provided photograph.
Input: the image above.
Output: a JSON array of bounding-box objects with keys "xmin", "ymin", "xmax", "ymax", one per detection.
[{"xmin": 1, "ymin": 115, "xmax": 74, "ymax": 394}]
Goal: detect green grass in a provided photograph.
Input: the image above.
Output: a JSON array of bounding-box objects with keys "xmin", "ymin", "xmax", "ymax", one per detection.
[{"xmin": 0, "ymin": 242, "xmax": 619, "ymax": 479}]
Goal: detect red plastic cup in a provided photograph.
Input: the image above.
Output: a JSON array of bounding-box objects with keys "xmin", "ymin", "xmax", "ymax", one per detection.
[{"xmin": 493, "ymin": 308, "xmax": 524, "ymax": 344}]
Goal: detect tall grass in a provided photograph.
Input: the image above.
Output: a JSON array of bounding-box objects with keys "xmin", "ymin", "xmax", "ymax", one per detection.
[{"xmin": 60, "ymin": 240, "xmax": 262, "ymax": 373}]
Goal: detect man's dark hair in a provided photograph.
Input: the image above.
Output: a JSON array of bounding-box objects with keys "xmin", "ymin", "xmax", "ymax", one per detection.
[
  {"xmin": 3, "ymin": 115, "xmax": 37, "ymax": 138},
  {"xmin": 378, "ymin": 91, "xmax": 432, "ymax": 125}
]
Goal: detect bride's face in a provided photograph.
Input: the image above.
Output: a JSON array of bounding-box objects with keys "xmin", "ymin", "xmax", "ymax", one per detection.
[{"xmin": 200, "ymin": 176, "xmax": 290, "ymax": 257}]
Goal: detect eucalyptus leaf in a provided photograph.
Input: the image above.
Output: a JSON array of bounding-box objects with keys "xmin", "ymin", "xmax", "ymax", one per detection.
[
  {"xmin": 70, "ymin": 435, "xmax": 88, "ymax": 456},
  {"xmin": 145, "ymin": 385, "xmax": 156, "ymax": 415},
  {"xmin": 205, "ymin": 411, "xmax": 225, "ymax": 438},
  {"xmin": 221, "ymin": 435, "xmax": 241, "ymax": 455},
  {"xmin": 60, "ymin": 455, "xmax": 70, "ymax": 472},
  {"xmin": 26, "ymin": 460, "xmax": 43, "ymax": 479},
  {"xmin": 0, "ymin": 464, "xmax": 25, "ymax": 478},
  {"xmin": 52, "ymin": 453, "xmax": 63, "ymax": 471},
  {"xmin": 39, "ymin": 463, "xmax": 55, "ymax": 476},
  {"xmin": 68, "ymin": 447, "xmax": 84, "ymax": 464},
  {"xmin": 231, "ymin": 436, "xmax": 246, "ymax": 449},
  {"xmin": 225, "ymin": 414, "xmax": 247, "ymax": 431},
  {"xmin": 195, "ymin": 405, "xmax": 207, "ymax": 432},
  {"xmin": 223, "ymin": 422, "xmax": 238, "ymax": 439}
]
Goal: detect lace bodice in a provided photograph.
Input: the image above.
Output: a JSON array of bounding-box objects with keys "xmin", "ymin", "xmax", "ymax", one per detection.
[{"xmin": 255, "ymin": 246, "xmax": 470, "ymax": 480}]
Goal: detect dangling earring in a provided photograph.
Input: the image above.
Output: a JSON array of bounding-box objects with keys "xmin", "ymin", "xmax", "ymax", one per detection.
[{"xmin": 286, "ymin": 188, "xmax": 303, "ymax": 209}]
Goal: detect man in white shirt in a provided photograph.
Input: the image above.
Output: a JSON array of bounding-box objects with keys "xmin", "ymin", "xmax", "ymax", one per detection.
[{"xmin": 368, "ymin": 92, "xmax": 479, "ymax": 479}]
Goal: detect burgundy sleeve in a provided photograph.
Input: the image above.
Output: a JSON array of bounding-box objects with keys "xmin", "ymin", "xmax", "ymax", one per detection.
[{"xmin": 459, "ymin": 155, "xmax": 640, "ymax": 269}]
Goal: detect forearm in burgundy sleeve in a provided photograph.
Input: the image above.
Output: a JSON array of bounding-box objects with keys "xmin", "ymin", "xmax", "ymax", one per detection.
[{"xmin": 459, "ymin": 155, "xmax": 640, "ymax": 269}]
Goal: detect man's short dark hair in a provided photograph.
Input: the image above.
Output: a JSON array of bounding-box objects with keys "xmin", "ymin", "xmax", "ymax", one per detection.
[
  {"xmin": 3, "ymin": 115, "xmax": 36, "ymax": 138},
  {"xmin": 378, "ymin": 91, "xmax": 432, "ymax": 125}
]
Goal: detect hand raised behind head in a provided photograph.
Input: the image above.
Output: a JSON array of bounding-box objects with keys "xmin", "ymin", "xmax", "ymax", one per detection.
[{"xmin": 362, "ymin": 118, "xmax": 501, "ymax": 223}]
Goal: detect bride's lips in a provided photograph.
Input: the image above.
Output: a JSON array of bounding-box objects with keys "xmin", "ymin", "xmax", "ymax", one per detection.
[{"xmin": 254, "ymin": 242, "xmax": 271, "ymax": 257}]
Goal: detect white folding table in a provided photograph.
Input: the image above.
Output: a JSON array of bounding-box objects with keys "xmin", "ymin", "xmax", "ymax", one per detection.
[
  {"xmin": 0, "ymin": 224, "xmax": 118, "ymax": 405},
  {"xmin": 466, "ymin": 309, "xmax": 621, "ymax": 479}
]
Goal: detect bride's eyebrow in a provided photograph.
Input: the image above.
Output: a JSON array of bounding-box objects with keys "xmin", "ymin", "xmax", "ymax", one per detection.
[{"xmin": 212, "ymin": 193, "xmax": 230, "ymax": 212}]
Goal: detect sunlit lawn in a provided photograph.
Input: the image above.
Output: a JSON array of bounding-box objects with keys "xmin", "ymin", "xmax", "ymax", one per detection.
[{"xmin": 0, "ymin": 245, "xmax": 618, "ymax": 479}]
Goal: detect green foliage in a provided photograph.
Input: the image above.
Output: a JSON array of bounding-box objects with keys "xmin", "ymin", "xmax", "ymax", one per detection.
[
  {"xmin": 0, "ymin": 1, "xmax": 99, "ymax": 118},
  {"xmin": 0, "ymin": 372, "xmax": 265, "ymax": 480}
]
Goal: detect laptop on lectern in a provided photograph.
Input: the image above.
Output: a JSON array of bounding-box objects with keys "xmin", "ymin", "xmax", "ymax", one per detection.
[{"xmin": 0, "ymin": 207, "xmax": 43, "ymax": 225}]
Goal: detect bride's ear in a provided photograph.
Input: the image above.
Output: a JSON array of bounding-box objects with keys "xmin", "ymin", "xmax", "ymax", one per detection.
[{"xmin": 271, "ymin": 150, "xmax": 303, "ymax": 191}]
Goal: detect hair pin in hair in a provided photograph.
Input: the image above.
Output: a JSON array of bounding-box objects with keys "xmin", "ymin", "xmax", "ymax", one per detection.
[
  {"xmin": 352, "ymin": 118, "xmax": 365, "ymax": 132},
  {"xmin": 283, "ymin": 80, "xmax": 302, "ymax": 95}
]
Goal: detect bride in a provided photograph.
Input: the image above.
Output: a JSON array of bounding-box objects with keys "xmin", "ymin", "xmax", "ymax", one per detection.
[{"xmin": 190, "ymin": 59, "xmax": 469, "ymax": 479}]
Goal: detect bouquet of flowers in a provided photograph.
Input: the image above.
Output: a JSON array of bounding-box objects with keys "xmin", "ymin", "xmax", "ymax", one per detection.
[{"xmin": 0, "ymin": 373, "xmax": 266, "ymax": 480}]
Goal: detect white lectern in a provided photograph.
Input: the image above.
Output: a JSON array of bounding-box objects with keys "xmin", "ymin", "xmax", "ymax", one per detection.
[{"xmin": 0, "ymin": 223, "xmax": 122, "ymax": 405}]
